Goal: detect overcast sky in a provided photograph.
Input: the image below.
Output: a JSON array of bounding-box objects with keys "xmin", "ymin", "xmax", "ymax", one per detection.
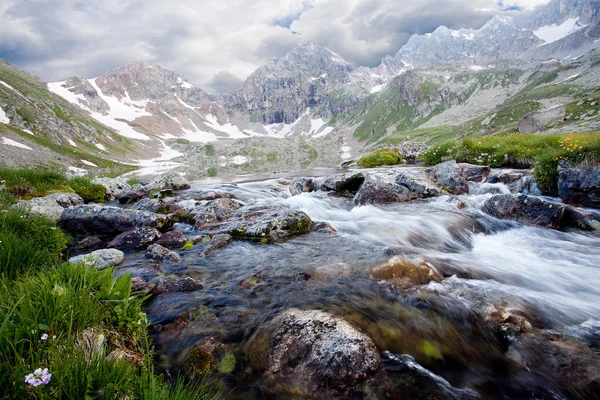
[{"xmin": 0, "ymin": 0, "xmax": 550, "ymax": 93}]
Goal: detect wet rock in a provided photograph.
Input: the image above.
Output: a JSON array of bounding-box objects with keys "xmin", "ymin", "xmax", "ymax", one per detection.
[
  {"xmin": 145, "ymin": 244, "xmax": 182, "ymax": 263},
  {"xmin": 563, "ymin": 205, "xmax": 600, "ymax": 230},
  {"xmin": 61, "ymin": 205, "xmax": 170, "ymax": 234},
  {"xmin": 214, "ymin": 205, "xmax": 312, "ymax": 242},
  {"xmin": 118, "ymin": 184, "xmax": 150, "ymax": 204},
  {"xmin": 191, "ymin": 191, "xmax": 234, "ymax": 201},
  {"xmin": 91, "ymin": 177, "xmax": 132, "ymax": 201},
  {"xmin": 317, "ymin": 172, "xmax": 365, "ymax": 195},
  {"xmin": 155, "ymin": 230, "xmax": 188, "ymax": 249},
  {"xmin": 191, "ymin": 198, "xmax": 243, "ymax": 229},
  {"xmin": 108, "ymin": 227, "xmax": 161, "ymax": 250},
  {"xmin": 367, "ymin": 257, "xmax": 442, "ymax": 289},
  {"xmin": 486, "ymin": 169, "xmax": 538, "ymax": 194},
  {"xmin": 130, "ymin": 277, "xmax": 156, "ymax": 293},
  {"xmin": 199, "ymin": 234, "xmax": 232, "ymax": 256},
  {"xmin": 188, "ymin": 346, "xmax": 216, "ymax": 375},
  {"xmin": 483, "ymin": 195, "xmax": 566, "ymax": 229},
  {"xmin": 289, "ymin": 177, "xmax": 314, "ymax": 196},
  {"xmin": 68, "ymin": 249, "xmax": 124, "ymax": 270},
  {"xmin": 155, "ymin": 276, "xmax": 203, "ymax": 293},
  {"xmin": 383, "ymin": 352, "xmax": 482, "ymax": 399},
  {"xmin": 508, "ymin": 333, "xmax": 600, "ymax": 399},
  {"xmin": 247, "ymin": 308, "xmax": 388, "ymax": 399},
  {"xmin": 426, "ymin": 161, "xmax": 490, "ymax": 194},
  {"xmin": 395, "ymin": 169, "xmax": 443, "ymax": 198},
  {"xmin": 312, "ymin": 262, "xmax": 352, "ymax": 279},
  {"xmin": 113, "ymin": 263, "xmax": 161, "ymax": 281},
  {"xmin": 131, "ymin": 197, "xmax": 162, "ymax": 212},
  {"xmin": 558, "ymin": 162, "xmax": 600, "ymax": 208},
  {"xmin": 75, "ymin": 236, "xmax": 103, "ymax": 250},
  {"xmin": 354, "ymin": 173, "xmax": 410, "ymax": 205},
  {"xmin": 311, "ymin": 221, "xmax": 337, "ymax": 234},
  {"xmin": 17, "ymin": 192, "xmax": 84, "ymax": 222},
  {"xmin": 147, "ymin": 172, "xmax": 190, "ymax": 191},
  {"xmin": 484, "ymin": 305, "xmax": 532, "ymax": 337}
]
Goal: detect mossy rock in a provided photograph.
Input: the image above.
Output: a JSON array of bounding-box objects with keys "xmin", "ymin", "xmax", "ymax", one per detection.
[
  {"xmin": 359, "ymin": 149, "xmax": 404, "ymax": 168},
  {"xmin": 189, "ymin": 347, "xmax": 216, "ymax": 375},
  {"xmin": 217, "ymin": 353, "xmax": 236, "ymax": 374}
]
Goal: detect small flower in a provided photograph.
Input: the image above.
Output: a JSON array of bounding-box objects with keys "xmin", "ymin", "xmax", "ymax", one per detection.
[
  {"xmin": 41, "ymin": 333, "xmax": 48, "ymax": 340},
  {"xmin": 1, "ymin": 209, "xmax": 7, "ymax": 213},
  {"xmin": 50, "ymin": 227, "xmax": 57, "ymax": 231},
  {"xmin": 25, "ymin": 368, "xmax": 51, "ymax": 387},
  {"xmin": 52, "ymin": 335, "xmax": 57, "ymax": 340},
  {"xmin": 83, "ymin": 260, "xmax": 95, "ymax": 267}
]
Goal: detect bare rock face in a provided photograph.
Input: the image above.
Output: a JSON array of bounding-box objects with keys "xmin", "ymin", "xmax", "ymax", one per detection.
[
  {"xmin": 558, "ymin": 162, "xmax": 600, "ymax": 208},
  {"xmin": 246, "ymin": 309, "xmax": 389, "ymax": 399}
]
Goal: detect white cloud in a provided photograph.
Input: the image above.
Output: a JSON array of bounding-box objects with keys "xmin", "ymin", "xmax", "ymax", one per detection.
[{"xmin": 0, "ymin": 0, "xmax": 551, "ymax": 92}]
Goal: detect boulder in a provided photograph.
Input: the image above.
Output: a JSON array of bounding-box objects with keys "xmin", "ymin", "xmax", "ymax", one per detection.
[
  {"xmin": 68, "ymin": 249, "xmax": 124, "ymax": 270},
  {"xmin": 289, "ymin": 177, "xmax": 314, "ymax": 196},
  {"xmin": 483, "ymin": 195, "xmax": 566, "ymax": 229},
  {"xmin": 155, "ymin": 276, "xmax": 204, "ymax": 293},
  {"xmin": 426, "ymin": 161, "xmax": 490, "ymax": 195},
  {"xmin": 486, "ymin": 169, "xmax": 538, "ymax": 194},
  {"xmin": 393, "ymin": 141, "xmax": 429, "ymax": 163},
  {"xmin": 145, "ymin": 244, "xmax": 181, "ymax": 263},
  {"xmin": 316, "ymin": 172, "xmax": 365, "ymax": 194},
  {"xmin": 147, "ymin": 172, "xmax": 190, "ymax": 191},
  {"xmin": 108, "ymin": 227, "xmax": 161, "ymax": 250},
  {"xmin": 155, "ymin": 230, "xmax": 188, "ymax": 249},
  {"xmin": 130, "ymin": 277, "xmax": 157, "ymax": 293},
  {"xmin": 558, "ymin": 163, "xmax": 600, "ymax": 208},
  {"xmin": 118, "ymin": 184, "xmax": 150, "ymax": 204},
  {"xmin": 17, "ymin": 192, "xmax": 84, "ymax": 222},
  {"xmin": 191, "ymin": 198, "xmax": 243, "ymax": 229},
  {"xmin": 395, "ymin": 169, "xmax": 443, "ymax": 198},
  {"xmin": 246, "ymin": 309, "xmax": 388, "ymax": 399},
  {"xmin": 212, "ymin": 205, "xmax": 312, "ymax": 242},
  {"xmin": 61, "ymin": 205, "xmax": 170, "ymax": 234},
  {"xmin": 91, "ymin": 177, "xmax": 132, "ymax": 201},
  {"xmin": 199, "ymin": 234, "xmax": 232, "ymax": 256},
  {"xmin": 354, "ymin": 173, "xmax": 410, "ymax": 205}
]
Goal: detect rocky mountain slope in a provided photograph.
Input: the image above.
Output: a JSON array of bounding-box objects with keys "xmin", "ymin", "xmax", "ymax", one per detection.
[{"xmin": 2, "ymin": 0, "xmax": 600, "ymax": 173}]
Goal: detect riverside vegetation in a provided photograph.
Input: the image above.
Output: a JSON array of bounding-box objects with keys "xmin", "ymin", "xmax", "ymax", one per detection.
[{"xmin": 0, "ymin": 170, "xmax": 217, "ymax": 399}]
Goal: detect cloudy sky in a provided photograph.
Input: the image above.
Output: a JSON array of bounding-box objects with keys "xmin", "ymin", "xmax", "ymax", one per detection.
[{"xmin": 0, "ymin": 0, "xmax": 550, "ymax": 93}]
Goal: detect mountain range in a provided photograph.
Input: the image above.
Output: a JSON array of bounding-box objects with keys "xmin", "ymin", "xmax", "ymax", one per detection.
[{"xmin": 1, "ymin": 0, "xmax": 600, "ymax": 174}]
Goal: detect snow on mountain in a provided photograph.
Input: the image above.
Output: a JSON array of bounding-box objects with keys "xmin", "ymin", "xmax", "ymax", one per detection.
[
  {"xmin": 0, "ymin": 106, "xmax": 9, "ymax": 124},
  {"xmin": 533, "ymin": 17, "xmax": 588, "ymax": 44}
]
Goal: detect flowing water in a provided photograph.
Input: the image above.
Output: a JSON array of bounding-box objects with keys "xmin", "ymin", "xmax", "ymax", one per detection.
[{"xmin": 131, "ymin": 173, "xmax": 600, "ymax": 399}]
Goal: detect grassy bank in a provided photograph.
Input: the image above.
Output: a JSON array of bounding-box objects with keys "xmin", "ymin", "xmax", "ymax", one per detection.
[
  {"xmin": 0, "ymin": 181, "xmax": 217, "ymax": 398},
  {"xmin": 422, "ymin": 132, "xmax": 600, "ymax": 194},
  {"xmin": 0, "ymin": 166, "xmax": 106, "ymax": 202}
]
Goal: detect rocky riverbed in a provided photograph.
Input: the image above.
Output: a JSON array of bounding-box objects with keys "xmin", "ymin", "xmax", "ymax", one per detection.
[{"xmin": 19, "ymin": 163, "xmax": 600, "ymax": 399}]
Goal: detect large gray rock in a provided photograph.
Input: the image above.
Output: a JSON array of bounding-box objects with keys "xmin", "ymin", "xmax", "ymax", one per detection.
[
  {"xmin": 246, "ymin": 309, "xmax": 387, "ymax": 399},
  {"xmin": 91, "ymin": 177, "xmax": 132, "ymax": 201},
  {"xmin": 395, "ymin": 169, "xmax": 443, "ymax": 198},
  {"xmin": 393, "ymin": 141, "xmax": 429, "ymax": 163},
  {"xmin": 483, "ymin": 195, "xmax": 566, "ymax": 229},
  {"xmin": 426, "ymin": 161, "xmax": 490, "ymax": 195},
  {"xmin": 108, "ymin": 227, "xmax": 161, "ymax": 250},
  {"xmin": 212, "ymin": 205, "xmax": 312, "ymax": 242},
  {"xmin": 316, "ymin": 172, "xmax": 365, "ymax": 194},
  {"xmin": 354, "ymin": 173, "xmax": 410, "ymax": 205},
  {"xmin": 155, "ymin": 230, "xmax": 188, "ymax": 249},
  {"xmin": 17, "ymin": 192, "xmax": 84, "ymax": 222},
  {"xmin": 190, "ymin": 198, "xmax": 243, "ymax": 229},
  {"xmin": 68, "ymin": 249, "xmax": 124, "ymax": 270},
  {"xmin": 147, "ymin": 172, "xmax": 190, "ymax": 191},
  {"xmin": 61, "ymin": 205, "xmax": 170, "ymax": 234},
  {"xmin": 558, "ymin": 163, "xmax": 600, "ymax": 208},
  {"xmin": 145, "ymin": 244, "xmax": 181, "ymax": 263}
]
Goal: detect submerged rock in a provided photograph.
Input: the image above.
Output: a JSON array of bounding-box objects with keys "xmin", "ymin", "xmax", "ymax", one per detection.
[
  {"xmin": 145, "ymin": 244, "xmax": 181, "ymax": 263},
  {"xmin": 17, "ymin": 192, "xmax": 84, "ymax": 222},
  {"xmin": 68, "ymin": 249, "xmax": 124, "ymax": 270},
  {"xmin": 558, "ymin": 162, "xmax": 600, "ymax": 208},
  {"xmin": 247, "ymin": 308, "xmax": 388, "ymax": 399},
  {"xmin": 155, "ymin": 276, "xmax": 203, "ymax": 293},
  {"xmin": 61, "ymin": 205, "xmax": 170, "ymax": 234},
  {"xmin": 199, "ymin": 234, "xmax": 232, "ymax": 256},
  {"xmin": 108, "ymin": 227, "xmax": 161, "ymax": 250},
  {"xmin": 367, "ymin": 257, "xmax": 442, "ymax": 289}
]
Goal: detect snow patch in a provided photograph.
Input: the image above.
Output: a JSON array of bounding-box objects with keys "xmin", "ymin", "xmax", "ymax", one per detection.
[
  {"xmin": 341, "ymin": 145, "xmax": 352, "ymax": 160},
  {"xmin": 47, "ymin": 81, "xmax": 89, "ymax": 109},
  {"xmin": 1, "ymin": 137, "xmax": 32, "ymax": 150},
  {"xmin": 95, "ymin": 143, "xmax": 107, "ymax": 151},
  {"xmin": 231, "ymin": 155, "xmax": 248, "ymax": 165},
  {"xmin": 534, "ymin": 18, "xmax": 587, "ymax": 45},
  {"xmin": 310, "ymin": 73, "xmax": 327, "ymax": 81},
  {"xmin": 81, "ymin": 160, "xmax": 98, "ymax": 167},
  {"xmin": 23, "ymin": 129, "xmax": 34, "ymax": 135},
  {"xmin": 0, "ymin": 81, "xmax": 32, "ymax": 103},
  {"xmin": 0, "ymin": 106, "xmax": 9, "ymax": 124},
  {"xmin": 469, "ymin": 65, "xmax": 484, "ymax": 71},
  {"xmin": 67, "ymin": 138, "xmax": 77, "ymax": 146},
  {"xmin": 177, "ymin": 77, "xmax": 194, "ymax": 89},
  {"xmin": 370, "ymin": 83, "xmax": 387, "ymax": 94},
  {"xmin": 68, "ymin": 166, "xmax": 87, "ymax": 174}
]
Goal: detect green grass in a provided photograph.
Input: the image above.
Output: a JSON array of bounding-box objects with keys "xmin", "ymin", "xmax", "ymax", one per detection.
[
  {"xmin": 0, "ymin": 166, "xmax": 106, "ymax": 201},
  {"xmin": 0, "ymin": 183, "xmax": 219, "ymax": 399},
  {"xmin": 358, "ymin": 148, "xmax": 404, "ymax": 168},
  {"xmin": 422, "ymin": 131, "xmax": 600, "ymax": 194}
]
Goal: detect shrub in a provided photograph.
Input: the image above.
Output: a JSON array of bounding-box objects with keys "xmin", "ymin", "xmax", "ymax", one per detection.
[{"xmin": 358, "ymin": 148, "xmax": 404, "ymax": 168}]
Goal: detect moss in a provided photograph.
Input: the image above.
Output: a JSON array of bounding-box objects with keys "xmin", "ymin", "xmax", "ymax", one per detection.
[
  {"xmin": 291, "ymin": 218, "xmax": 312, "ymax": 234},
  {"xmin": 217, "ymin": 354, "xmax": 236, "ymax": 374},
  {"xmin": 418, "ymin": 340, "xmax": 443, "ymax": 360},
  {"xmin": 358, "ymin": 148, "xmax": 404, "ymax": 168},
  {"xmin": 183, "ymin": 241, "xmax": 194, "ymax": 250},
  {"xmin": 188, "ymin": 347, "xmax": 216, "ymax": 375}
]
